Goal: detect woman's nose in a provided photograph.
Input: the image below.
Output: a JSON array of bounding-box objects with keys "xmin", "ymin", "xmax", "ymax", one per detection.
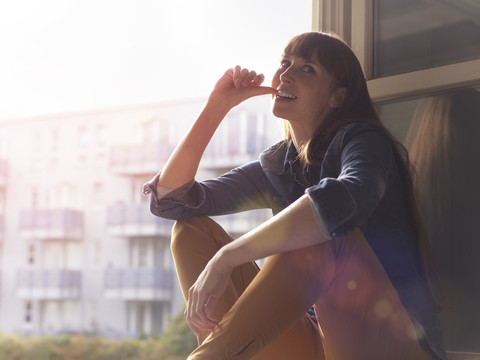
[{"xmin": 279, "ymin": 67, "xmax": 294, "ymax": 84}]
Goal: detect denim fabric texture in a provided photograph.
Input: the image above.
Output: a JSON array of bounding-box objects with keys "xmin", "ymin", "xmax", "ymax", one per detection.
[{"xmin": 144, "ymin": 122, "xmax": 446, "ymax": 360}]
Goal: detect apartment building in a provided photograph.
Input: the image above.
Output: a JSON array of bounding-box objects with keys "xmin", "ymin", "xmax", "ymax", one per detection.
[{"xmin": 0, "ymin": 96, "xmax": 282, "ymax": 337}]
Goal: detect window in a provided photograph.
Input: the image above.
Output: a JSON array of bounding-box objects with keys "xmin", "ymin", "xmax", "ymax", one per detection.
[
  {"xmin": 90, "ymin": 240, "xmax": 101, "ymax": 266},
  {"xmin": 95, "ymin": 124, "xmax": 107, "ymax": 149},
  {"xmin": 246, "ymin": 114, "xmax": 258, "ymax": 155},
  {"xmin": 315, "ymin": 0, "xmax": 480, "ymax": 355},
  {"xmin": 94, "ymin": 125, "xmax": 107, "ymax": 164},
  {"xmin": 31, "ymin": 188, "xmax": 39, "ymax": 209},
  {"xmin": 373, "ymin": 0, "xmax": 480, "ymax": 78},
  {"xmin": 93, "ymin": 182, "xmax": 104, "ymax": 204},
  {"xmin": 24, "ymin": 301, "xmax": 33, "ymax": 323},
  {"xmin": 78, "ymin": 126, "xmax": 90, "ymax": 151},
  {"xmin": 377, "ymin": 86, "xmax": 480, "ymax": 352}
]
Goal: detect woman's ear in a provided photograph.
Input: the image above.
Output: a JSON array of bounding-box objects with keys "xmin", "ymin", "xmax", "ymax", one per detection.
[{"xmin": 330, "ymin": 87, "xmax": 346, "ymax": 108}]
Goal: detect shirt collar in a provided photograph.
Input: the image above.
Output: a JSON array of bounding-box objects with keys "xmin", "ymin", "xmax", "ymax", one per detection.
[{"xmin": 259, "ymin": 139, "xmax": 298, "ymax": 175}]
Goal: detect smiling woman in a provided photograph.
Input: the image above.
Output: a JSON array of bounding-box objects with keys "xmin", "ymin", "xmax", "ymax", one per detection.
[
  {"xmin": 144, "ymin": 31, "xmax": 446, "ymax": 360},
  {"xmin": 0, "ymin": 0, "xmax": 311, "ymax": 120}
]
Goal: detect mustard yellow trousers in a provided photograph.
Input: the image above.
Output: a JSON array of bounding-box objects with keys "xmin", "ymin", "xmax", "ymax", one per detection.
[{"xmin": 171, "ymin": 216, "xmax": 433, "ymax": 360}]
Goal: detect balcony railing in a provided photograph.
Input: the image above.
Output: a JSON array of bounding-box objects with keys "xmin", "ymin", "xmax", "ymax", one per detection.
[
  {"xmin": 109, "ymin": 142, "xmax": 174, "ymax": 176},
  {"xmin": 107, "ymin": 203, "xmax": 174, "ymax": 237},
  {"xmin": 19, "ymin": 209, "xmax": 84, "ymax": 240},
  {"xmin": 16, "ymin": 269, "xmax": 81, "ymax": 299},
  {"xmin": 212, "ymin": 209, "xmax": 273, "ymax": 235},
  {"xmin": 201, "ymin": 135, "xmax": 271, "ymax": 171},
  {"xmin": 104, "ymin": 267, "xmax": 174, "ymax": 301}
]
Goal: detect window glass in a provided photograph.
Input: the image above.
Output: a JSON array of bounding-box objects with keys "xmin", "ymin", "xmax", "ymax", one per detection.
[
  {"xmin": 377, "ymin": 86, "xmax": 480, "ymax": 352},
  {"xmin": 373, "ymin": 0, "xmax": 480, "ymax": 78}
]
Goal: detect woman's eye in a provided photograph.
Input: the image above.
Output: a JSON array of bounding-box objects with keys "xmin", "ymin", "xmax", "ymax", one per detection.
[
  {"xmin": 303, "ymin": 65, "xmax": 315, "ymax": 73},
  {"xmin": 280, "ymin": 61, "xmax": 290, "ymax": 69}
]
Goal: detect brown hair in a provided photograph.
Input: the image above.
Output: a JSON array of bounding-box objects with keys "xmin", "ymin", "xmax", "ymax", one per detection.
[
  {"xmin": 406, "ymin": 89, "xmax": 480, "ymax": 306},
  {"xmin": 283, "ymin": 31, "xmax": 441, "ymax": 304}
]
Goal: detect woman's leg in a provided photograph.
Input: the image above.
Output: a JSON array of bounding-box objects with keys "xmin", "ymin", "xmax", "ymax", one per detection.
[
  {"xmin": 171, "ymin": 216, "xmax": 260, "ymax": 344},
  {"xmin": 171, "ymin": 216, "xmax": 326, "ymax": 359},
  {"xmin": 172, "ymin": 217, "xmax": 432, "ymax": 360},
  {"xmin": 312, "ymin": 229, "xmax": 434, "ymax": 360}
]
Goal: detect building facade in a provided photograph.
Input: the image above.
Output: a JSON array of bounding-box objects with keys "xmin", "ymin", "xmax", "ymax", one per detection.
[{"xmin": 0, "ymin": 96, "xmax": 282, "ymax": 337}]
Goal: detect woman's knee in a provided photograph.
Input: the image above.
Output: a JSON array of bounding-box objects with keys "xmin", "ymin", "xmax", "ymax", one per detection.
[
  {"xmin": 170, "ymin": 216, "xmax": 233, "ymax": 256},
  {"xmin": 291, "ymin": 243, "xmax": 336, "ymax": 283},
  {"xmin": 171, "ymin": 217, "xmax": 204, "ymax": 255}
]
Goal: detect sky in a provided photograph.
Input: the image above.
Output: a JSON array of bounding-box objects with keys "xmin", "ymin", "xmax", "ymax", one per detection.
[{"xmin": 0, "ymin": 0, "xmax": 311, "ymax": 121}]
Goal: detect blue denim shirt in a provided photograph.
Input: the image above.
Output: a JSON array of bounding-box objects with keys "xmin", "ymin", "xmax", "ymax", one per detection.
[{"xmin": 144, "ymin": 122, "xmax": 446, "ymax": 359}]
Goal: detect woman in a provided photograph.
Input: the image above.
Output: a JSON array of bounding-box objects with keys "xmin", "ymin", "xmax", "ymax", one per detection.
[{"xmin": 144, "ymin": 32, "xmax": 446, "ymax": 360}]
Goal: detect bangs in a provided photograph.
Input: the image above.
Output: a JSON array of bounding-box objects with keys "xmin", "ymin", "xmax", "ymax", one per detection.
[
  {"xmin": 282, "ymin": 32, "xmax": 340, "ymax": 74},
  {"xmin": 283, "ymin": 32, "xmax": 320, "ymax": 61},
  {"xmin": 283, "ymin": 32, "xmax": 352, "ymax": 87}
]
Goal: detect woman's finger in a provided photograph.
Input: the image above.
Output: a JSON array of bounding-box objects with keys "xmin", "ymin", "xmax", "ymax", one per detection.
[
  {"xmin": 241, "ymin": 70, "xmax": 257, "ymax": 87},
  {"xmin": 234, "ymin": 68, "xmax": 250, "ymax": 88},
  {"xmin": 252, "ymin": 73, "xmax": 265, "ymax": 85},
  {"xmin": 186, "ymin": 287, "xmax": 218, "ymax": 334}
]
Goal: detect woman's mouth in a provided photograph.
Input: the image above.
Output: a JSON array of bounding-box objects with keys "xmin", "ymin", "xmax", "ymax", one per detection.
[{"xmin": 276, "ymin": 91, "xmax": 297, "ymax": 100}]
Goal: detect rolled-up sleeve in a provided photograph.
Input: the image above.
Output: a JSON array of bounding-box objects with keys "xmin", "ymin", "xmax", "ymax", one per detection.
[
  {"xmin": 306, "ymin": 128, "xmax": 393, "ymax": 240},
  {"xmin": 143, "ymin": 161, "xmax": 275, "ymax": 220}
]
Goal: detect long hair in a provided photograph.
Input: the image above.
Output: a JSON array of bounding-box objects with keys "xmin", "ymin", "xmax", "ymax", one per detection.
[
  {"xmin": 406, "ymin": 88, "xmax": 480, "ymax": 307},
  {"xmin": 282, "ymin": 32, "xmax": 442, "ymax": 304}
]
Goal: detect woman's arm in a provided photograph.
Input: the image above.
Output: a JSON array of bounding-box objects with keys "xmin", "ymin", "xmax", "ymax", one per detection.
[
  {"xmin": 218, "ymin": 195, "xmax": 327, "ymax": 265},
  {"xmin": 184, "ymin": 125, "xmax": 395, "ymax": 334},
  {"xmin": 185, "ymin": 194, "xmax": 329, "ymax": 334},
  {"xmin": 157, "ymin": 66, "xmax": 277, "ymax": 189}
]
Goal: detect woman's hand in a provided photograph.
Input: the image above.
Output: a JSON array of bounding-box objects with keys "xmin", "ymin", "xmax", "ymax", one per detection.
[
  {"xmin": 209, "ymin": 65, "xmax": 277, "ymax": 109},
  {"xmin": 184, "ymin": 253, "xmax": 234, "ymax": 336}
]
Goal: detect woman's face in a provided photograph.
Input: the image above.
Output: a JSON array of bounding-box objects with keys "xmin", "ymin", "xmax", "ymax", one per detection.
[{"xmin": 271, "ymin": 53, "xmax": 344, "ymax": 131}]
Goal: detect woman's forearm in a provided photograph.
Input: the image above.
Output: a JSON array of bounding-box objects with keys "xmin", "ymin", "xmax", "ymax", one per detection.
[
  {"xmin": 157, "ymin": 100, "xmax": 230, "ymax": 189},
  {"xmin": 157, "ymin": 67, "xmax": 277, "ymax": 190},
  {"xmin": 216, "ymin": 194, "xmax": 330, "ymax": 268}
]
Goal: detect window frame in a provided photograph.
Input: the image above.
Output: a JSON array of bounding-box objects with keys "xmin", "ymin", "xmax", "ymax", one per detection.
[
  {"xmin": 311, "ymin": 0, "xmax": 480, "ymax": 357},
  {"xmin": 312, "ymin": 0, "xmax": 480, "ymax": 103}
]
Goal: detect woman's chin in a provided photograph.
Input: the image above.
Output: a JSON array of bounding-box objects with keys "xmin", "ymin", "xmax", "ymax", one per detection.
[{"xmin": 272, "ymin": 104, "xmax": 291, "ymax": 120}]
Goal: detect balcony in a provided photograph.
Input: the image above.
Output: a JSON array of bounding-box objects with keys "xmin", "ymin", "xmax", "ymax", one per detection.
[
  {"xmin": 107, "ymin": 203, "xmax": 174, "ymax": 237},
  {"xmin": 109, "ymin": 142, "xmax": 174, "ymax": 176},
  {"xmin": 201, "ymin": 135, "xmax": 271, "ymax": 171},
  {"xmin": 19, "ymin": 209, "xmax": 84, "ymax": 240},
  {"xmin": 104, "ymin": 267, "xmax": 174, "ymax": 301},
  {"xmin": 212, "ymin": 209, "xmax": 273, "ymax": 236},
  {"xmin": 16, "ymin": 269, "xmax": 81, "ymax": 300}
]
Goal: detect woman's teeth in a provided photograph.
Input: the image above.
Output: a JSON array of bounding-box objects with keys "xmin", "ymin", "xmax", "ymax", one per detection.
[{"xmin": 277, "ymin": 91, "xmax": 297, "ymax": 99}]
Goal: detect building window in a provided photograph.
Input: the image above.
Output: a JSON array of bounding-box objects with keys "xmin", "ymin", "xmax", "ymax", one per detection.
[
  {"xmin": 94, "ymin": 125, "xmax": 107, "ymax": 164},
  {"xmin": 78, "ymin": 126, "xmax": 90, "ymax": 154},
  {"xmin": 138, "ymin": 241, "xmax": 148, "ymax": 267},
  {"xmin": 25, "ymin": 301, "xmax": 33, "ymax": 323},
  {"xmin": 92, "ymin": 241, "xmax": 101, "ymax": 266},
  {"xmin": 31, "ymin": 188, "xmax": 39, "ymax": 209},
  {"xmin": 372, "ymin": 0, "xmax": 480, "ymax": 78},
  {"xmin": 96, "ymin": 124, "xmax": 107, "ymax": 149},
  {"xmin": 27, "ymin": 244, "xmax": 36, "ymax": 265},
  {"xmin": 93, "ymin": 182, "xmax": 104, "ymax": 204},
  {"xmin": 246, "ymin": 114, "xmax": 258, "ymax": 155}
]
